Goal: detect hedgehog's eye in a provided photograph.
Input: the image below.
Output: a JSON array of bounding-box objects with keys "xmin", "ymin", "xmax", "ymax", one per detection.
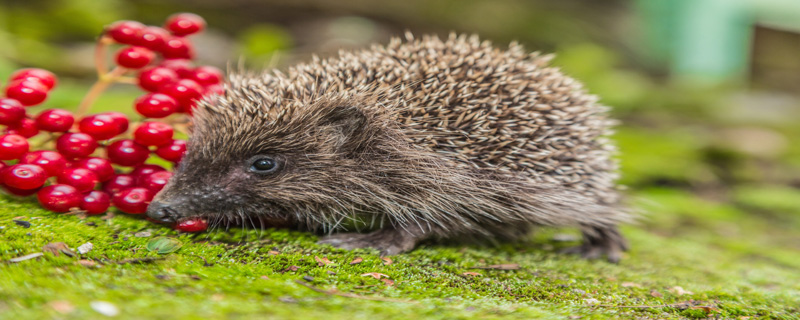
[{"xmin": 249, "ymin": 156, "xmax": 278, "ymax": 174}]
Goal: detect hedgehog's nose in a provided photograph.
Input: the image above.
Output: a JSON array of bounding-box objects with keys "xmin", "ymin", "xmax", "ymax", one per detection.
[{"xmin": 147, "ymin": 201, "xmax": 179, "ymax": 224}]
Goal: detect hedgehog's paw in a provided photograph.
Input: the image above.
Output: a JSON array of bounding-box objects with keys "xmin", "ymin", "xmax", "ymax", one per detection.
[
  {"xmin": 561, "ymin": 226, "xmax": 629, "ymax": 263},
  {"xmin": 318, "ymin": 228, "xmax": 418, "ymax": 256}
]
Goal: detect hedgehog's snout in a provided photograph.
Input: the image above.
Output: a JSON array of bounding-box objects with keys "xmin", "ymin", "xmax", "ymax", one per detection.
[{"xmin": 147, "ymin": 200, "xmax": 180, "ymax": 224}]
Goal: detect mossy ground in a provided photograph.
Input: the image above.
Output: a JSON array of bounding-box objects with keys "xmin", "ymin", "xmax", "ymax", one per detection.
[{"xmin": 1, "ymin": 84, "xmax": 800, "ymax": 319}]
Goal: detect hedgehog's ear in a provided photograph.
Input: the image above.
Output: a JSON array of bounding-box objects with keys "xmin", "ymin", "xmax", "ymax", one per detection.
[{"xmin": 318, "ymin": 104, "xmax": 369, "ymax": 154}]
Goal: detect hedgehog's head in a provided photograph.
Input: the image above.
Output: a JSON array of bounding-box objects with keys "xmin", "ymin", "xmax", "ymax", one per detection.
[{"xmin": 146, "ymin": 78, "xmax": 407, "ymax": 231}]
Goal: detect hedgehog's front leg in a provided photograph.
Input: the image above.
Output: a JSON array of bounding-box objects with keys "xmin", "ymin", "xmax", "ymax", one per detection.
[
  {"xmin": 562, "ymin": 225, "xmax": 629, "ymax": 263},
  {"xmin": 318, "ymin": 226, "xmax": 426, "ymax": 255}
]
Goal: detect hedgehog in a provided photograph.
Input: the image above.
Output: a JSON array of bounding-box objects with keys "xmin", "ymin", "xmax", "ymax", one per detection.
[{"xmin": 147, "ymin": 32, "xmax": 631, "ymax": 262}]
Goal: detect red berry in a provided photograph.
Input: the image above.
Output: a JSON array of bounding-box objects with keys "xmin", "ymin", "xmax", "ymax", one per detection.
[
  {"xmin": 0, "ymin": 98, "xmax": 25, "ymax": 125},
  {"xmin": 130, "ymin": 164, "xmax": 166, "ymax": 180},
  {"xmin": 155, "ymin": 139, "xmax": 187, "ymax": 162},
  {"xmin": 139, "ymin": 171, "xmax": 173, "ymax": 194},
  {"xmin": 134, "ymin": 26, "xmax": 169, "ymax": 51},
  {"xmin": 134, "ymin": 122, "xmax": 174, "ymax": 147},
  {"xmin": 160, "ymin": 36, "xmax": 194, "ymax": 59},
  {"xmin": 57, "ymin": 168, "xmax": 99, "ymax": 193},
  {"xmin": 0, "ymin": 134, "xmax": 29, "ymax": 160},
  {"xmin": 78, "ymin": 114, "xmax": 118, "ymax": 140},
  {"xmin": 115, "ymin": 46, "xmax": 155, "ymax": 69},
  {"xmin": 99, "ymin": 112, "xmax": 129, "ymax": 134},
  {"xmin": 164, "ymin": 13, "xmax": 206, "ymax": 36},
  {"xmin": 20, "ymin": 151, "xmax": 67, "ymax": 177},
  {"xmin": 159, "ymin": 59, "xmax": 195, "ymax": 77},
  {"xmin": 106, "ymin": 20, "xmax": 145, "ymax": 45},
  {"xmin": 106, "ymin": 139, "xmax": 150, "ymax": 167},
  {"xmin": 112, "ymin": 187, "xmax": 152, "ymax": 214},
  {"xmin": 103, "ymin": 174, "xmax": 136, "ymax": 195},
  {"xmin": 134, "ymin": 93, "xmax": 178, "ymax": 118},
  {"xmin": 56, "ymin": 133, "xmax": 98, "ymax": 159},
  {"xmin": 81, "ymin": 191, "xmax": 111, "ymax": 215},
  {"xmin": 35, "ymin": 109, "xmax": 74, "ymax": 132},
  {"xmin": 3, "ymin": 184, "xmax": 40, "ymax": 196},
  {"xmin": 138, "ymin": 67, "xmax": 179, "ymax": 92},
  {"xmin": 2, "ymin": 164, "xmax": 46, "ymax": 190},
  {"xmin": 5, "ymin": 118, "xmax": 39, "ymax": 138},
  {"xmin": 73, "ymin": 157, "xmax": 115, "ymax": 182},
  {"xmin": 10, "ymin": 68, "xmax": 58, "ymax": 90},
  {"xmin": 160, "ymin": 79, "xmax": 203, "ymax": 110},
  {"xmin": 175, "ymin": 218, "xmax": 208, "ymax": 232},
  {"xmin": 189, "ymin": 66, "xmax": 223, "ymax": 86},
  {"xmin": 37, "ymin": 184, "xmax": 82, "ymax": 212},
  {"xmin": 5, "ymin": 79, "xmax": 48, "ymax": 106}
]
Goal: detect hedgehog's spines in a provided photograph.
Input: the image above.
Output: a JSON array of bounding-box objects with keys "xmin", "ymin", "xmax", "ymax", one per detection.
[{"xmin": 189, "ymin": 32, "xmax": 627, "ymax": 239}]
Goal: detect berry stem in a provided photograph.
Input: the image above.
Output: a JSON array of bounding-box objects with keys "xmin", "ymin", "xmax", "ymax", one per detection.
[
  {"xmin": 76, "ymin": 67, "xmax": 128, "ymax": 117},
  {"xmin": 34, "ymin": 132, "xmax": 55, "ymax": 148},
  {"xmin": 94, "ymin": 36, "xmax": 114, "ymax": 77},
  {"xmin": 115, "ymin": 76, "xmax": 139, "ymax": 85}
]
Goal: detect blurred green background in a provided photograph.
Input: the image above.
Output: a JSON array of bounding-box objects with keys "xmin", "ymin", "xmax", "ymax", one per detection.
[
  {"xmin": 1, "ymin": 0, "xmax": 799, "ymax": 318},
  {"xmin": 2, "ymin": 0, "xmax": 798, "ymax": 199}
]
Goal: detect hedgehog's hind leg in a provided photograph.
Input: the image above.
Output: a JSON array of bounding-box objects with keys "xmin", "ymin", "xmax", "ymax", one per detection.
[
  {"xmin": 561, "ymin": 225, "xmax": 629, "ymax": 263},
  {"xmin": 318, "ymin": 226, "xmax": 425, "ymax": 256}
]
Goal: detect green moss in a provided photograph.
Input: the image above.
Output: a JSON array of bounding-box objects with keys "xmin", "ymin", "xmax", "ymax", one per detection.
[{"xmin": 2, "ymin": 187, "xmax": 799, "ymax": 319}]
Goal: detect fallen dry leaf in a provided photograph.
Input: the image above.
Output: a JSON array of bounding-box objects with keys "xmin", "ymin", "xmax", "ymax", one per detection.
[
  {"xmin": 67, "ymin": 207, "xmax": 87, "ymax": 216},
  {"xmin": 211, "ymin": 294, "xmax": 224, "ymax": 301},
  {"xmin": 381, "ymin": 257, "xmax": 393, "ymax": 265},
  {"xmin": 350, "ymin": 257, "xmax": 363, "ymax": 265},
  {"xmin": 315, "ymin": 256, "xmax": 333, "ymax": 266},
  {"xmin": 77, "ymin": 259, "xmax": 97, "ymax": 267},
  {"xmin": 48, "ymin": 300, "xmax": 75, "ymax": 314},
  {"xmin": 669, "ymin": 286, "xmax": 694, "ymax": 296},
  {"xmin": 691, "ymin": 305, "xmax": 719, "ymax": 313},
  {"xmin": 650, "ymin": 290, "xmax": 663, "ymax": 298},
  {"xmin": 380, "ymin": 278, "xmax": 395, "ymax": 286},
  {"xmin": 285, "ymin": 266, "xmax": 300, "ymax": 272},
  {"xmin": 584, "ymin": 298, "xmax": 600, "ymax": 305},
  {"xmin": 462, "ymin": 272, "xmax": 482, "ymax": 277},
  {"xmin": 268, "ymin": 250, "xmax": 280, "ymax": 255},
  {"xmin": 621, "ymin": 282, "xmax": 641, "ymax": 288},
  {"xmin": 470, "ymin": 264, "xmax": 519, "ymax": 270},
  {"xmin": 260, "ymin": 275, "xmax": 269, "ymax": 280},
  {"xmin": 361, "ymin": 272, "xmax": 389, "ymax": 279},
  {"xmin": 134, "ymin": 231, "xmax": 152, "ymax": 237},
  {"xmin": 8, "ymin": 252, "xmax": 44, "ymax": 263},
  {"xmin": 43, "ymin": 242, "xmax": 76, "ymax": 257}
]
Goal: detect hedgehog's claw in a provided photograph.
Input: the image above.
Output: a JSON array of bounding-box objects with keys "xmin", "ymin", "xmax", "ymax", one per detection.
[
  {"xmin": 561, "ymin": 226, "xmax": 628, "ymax": 263},
  {"xmin": 318, "ymin": 228, "xmax": 419, "ymax": 256}
]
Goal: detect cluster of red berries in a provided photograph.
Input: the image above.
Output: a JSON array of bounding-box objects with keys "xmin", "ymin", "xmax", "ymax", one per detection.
[{"xmin": 0, "ymin": 13, "xmax": 214, "ymax": 232}]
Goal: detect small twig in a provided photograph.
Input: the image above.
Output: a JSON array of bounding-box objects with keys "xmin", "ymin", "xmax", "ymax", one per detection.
[
  {"xmin": 595, "ymin": 302, "xmax": 714, "ymax": 309},
  {"xmin": 294, "ymin": 280, "xmax": 414, "ymax": 303},
  {"xmin": 469, "ymin": 263, "xmax": 520, "ymax": 270},
  {"xmin": 92, "ymin": 257, "xmax": 163, "ymax": 265}
]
